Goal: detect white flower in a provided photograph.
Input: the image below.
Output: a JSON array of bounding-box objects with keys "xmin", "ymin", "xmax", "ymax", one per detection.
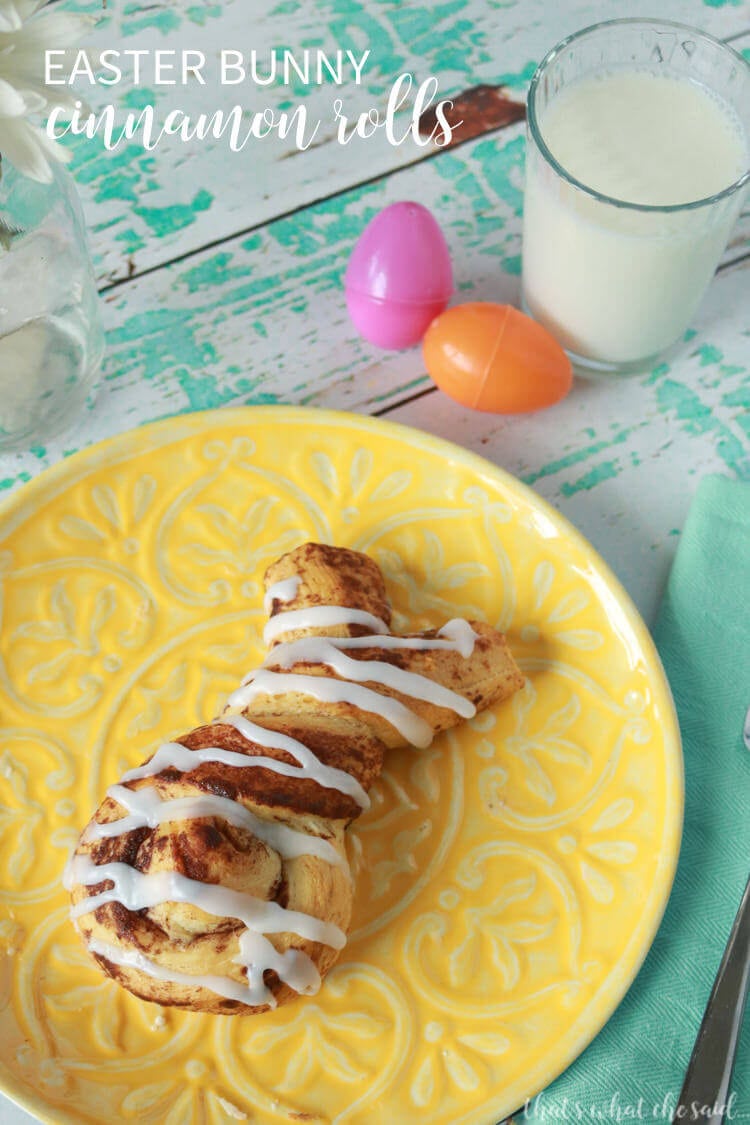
[{"xmin": 0, "ymin": 0, "xmax": 95, "ymax": 182}]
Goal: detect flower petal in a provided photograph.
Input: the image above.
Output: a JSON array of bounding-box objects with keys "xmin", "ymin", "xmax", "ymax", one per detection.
[
  {"xmin": 0, "ymin": 52, "xmax": 84, "ymax": 115},
  {"xmin": 0, "ymin": 75, "xmax": 26, "ymax": 116},
  {"xmin": 9, "ymin": 10, "xmax": 97, "ymax": 50},
  {"xmin": 0, "ymin": 9, "xmax": 22, "ymax": 35},
  {"xmin": 0, "ymin": 116, "xmax": 65, "ymax": 181},
  {"xmin": 17, "ymin": 0, "xmax": 49, "ymax": 18},
  {"xmin": 17, "ymin": 86, "xmax": 45, "ymax": 113}
]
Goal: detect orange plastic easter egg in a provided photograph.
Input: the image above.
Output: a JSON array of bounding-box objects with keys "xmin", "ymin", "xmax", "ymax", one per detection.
[{"xmin": 423, "ymin": 302, "xmax": 572, "ymax": 413}]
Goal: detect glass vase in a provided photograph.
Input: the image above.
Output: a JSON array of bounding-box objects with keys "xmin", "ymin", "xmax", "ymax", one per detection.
[{"xmin": 0, "ymin": 159, "xmax": 104, "ymax": 452}]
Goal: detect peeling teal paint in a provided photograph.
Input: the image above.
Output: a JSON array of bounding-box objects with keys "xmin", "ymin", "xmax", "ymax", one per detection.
[
  {"xmin": 722, "ymin": 384, "xmax": 750, "ymax": 409},
  {"xmin": 472, "ymin": 135, "xmax": 525, "ymax": 217},
  {"xmin": 268, "ymin": 184, "xmax": 382, "ymax": 257},
  {"xmin": 523, "ymin": 429, "xmax": 631, "ymax": 486},
  {"xmin": 656, "ymin": 379, "xmax": 750, "ymax": 478},
  {"xmin": 389, "ymin": 1, "xmax": 491, "ymax": 76},
  {"xmin": 248, "ymin": 392, "xmax": 283, "ymax": 404},
  {"xmin": 106, "ymin": 309, "xmax": 217, "ymax": 381},
  {"xmin": 122, "ymin": 88, "xmax": 159, "ymax": 111},
  {"xmin": 71, "ymin": 141, "xmax": 158, "ymax": 207},
  {"xmin": 644, "ymin": 361, "xmax": 671, "ymax": 386},
  {"xmin": 114, "ymin": 227, "xmax": 147, "ymax": 254},
  {"xmin": 122, "ymin": 7, "xmax": 182, "ymax": 36},
  {"xmin": 241, "ymin": 234, "xmax": 263, "ymax": 255},
  {"xmin": 495, "ymin": 61, "xmax": 537, "ymax": 88},
  {"xmin": 172, "ymin": 369, "xmax": 281, "ymax": 411},
  {"xmin": 58, "ymin": 0, "xmax": 106, "ymax": 13},
  {"xmin": 390, "ymin": 1, "xmax": 470, "ymax": 43},
  {"xmin": 175, "ymin": 245, "xmax": 343, "ymax": 318},
  {"xmin": 135, "ymin": 191, "xmax": 214, "ymax": 238},
  {"xmin": 430, "ymin": 136, "xmax": 524, "ymax": 257},
  {"xmin": 175, "ymin": 369, "xmax": 241, "ymax": 410},
  {"xmin": 328, "ymin": 0, "xmax": 494, "ymax": 98},
  {"xmin": 560, "ymin": 461, "xmax": 618, "ymax": 496},
  {"xmin": 92, "ymin": 218, "xmax": 120, "ymax": 234},
  {"xmin": 186, "ymin": 4, "xmax": 222, "ymax": 25},
  {"xmin": 179, "ymin": 252, "xmax": 244, "ymax": 294},
  {"xmin": 694, "ymin": 344, "xmax": 723, "ymax": 366},
  {"xmin": 0, "ymin": 471, "xmax": 32, "ymax": 490}
]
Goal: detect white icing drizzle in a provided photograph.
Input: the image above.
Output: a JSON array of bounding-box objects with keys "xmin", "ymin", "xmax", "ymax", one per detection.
[
  {"xmin": 263, "ymin": 575, "xmax": 301, "ymax": 616},
  {"xmin": 222, "ymin": 715, "xmax": 371, "ymax": 809},
  {"xmin": 337, "ymin": 618, "xmax": 477, "ymax": 657},
  {"xmin": 86, "ymin": 929, "xmax": 320, "ymax": 1009},
  {"xmin": 436, "ymin": 619, "xmax": 479, "ymax": 658},
  {"xmin": 260, "ymin": 638, "xmax": 476, "ymax": 718},
  {"xmin": 263, "ymin": 606, "xmax": 389, "ymax": 646},
  {"xmin": 122, "ymin": 725, "xmax": 369, "ymax": 810},
  {"xmin": 265, "ymin": 618, "xmax": 477, "ymax": 657},
  {"xmin": 86, "ymin": 936, "xmax": 275, "ymax": 1007},
  {"xmin": 228, "ymin": 670, "xmax": 435, "ymax": 750},
  {"xmin": 67, "ymin": 855, "xmax": 346, "ymax": 950},
  {"xmin": 238, "ymin": 927, "xmax": 321, "ymax": 997},
  {"xmin": 87, "ymin": 783, "xmax": 345, "ymax": 868}
]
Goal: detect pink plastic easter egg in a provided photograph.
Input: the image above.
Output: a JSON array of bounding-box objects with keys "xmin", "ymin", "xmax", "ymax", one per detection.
[{"xmin": 345, "ymin": 201, "xmax": 453, "ymax": 349}]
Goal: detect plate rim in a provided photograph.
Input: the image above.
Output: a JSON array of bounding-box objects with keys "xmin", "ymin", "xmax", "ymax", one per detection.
[{"xmin": 0, "ymin": 404, "xmax": 684, "ymax": 1125}]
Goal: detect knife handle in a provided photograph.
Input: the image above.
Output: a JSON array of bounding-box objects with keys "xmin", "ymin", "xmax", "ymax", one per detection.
[{"xmin": 674, "ymin": 872, "xmax": 750, "ymax": 1125}]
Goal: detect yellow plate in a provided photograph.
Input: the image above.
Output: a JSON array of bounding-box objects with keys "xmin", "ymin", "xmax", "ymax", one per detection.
[{"xmin": 0, "ymin": 406, "xmax": 682, "ymax": 1125}]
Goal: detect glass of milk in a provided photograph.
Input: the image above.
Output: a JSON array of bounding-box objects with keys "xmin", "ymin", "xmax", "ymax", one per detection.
[
  {"xmin": 522, "ymin": 19, "xmax": 750, "ymax": 374},
  {"xmin": 0, "ymin": 162, "xmax": 104, "ymax": 451}
]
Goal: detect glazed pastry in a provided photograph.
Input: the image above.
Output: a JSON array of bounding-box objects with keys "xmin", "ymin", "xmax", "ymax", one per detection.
[{"xmin": 65, "ymin": 543, "xmax": 524, "ymax": 1015}]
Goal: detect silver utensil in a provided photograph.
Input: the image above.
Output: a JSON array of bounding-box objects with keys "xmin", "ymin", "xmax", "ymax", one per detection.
[{"xmin": 673, "ymin": 707, "xmax": 750, "ymax": 1123}]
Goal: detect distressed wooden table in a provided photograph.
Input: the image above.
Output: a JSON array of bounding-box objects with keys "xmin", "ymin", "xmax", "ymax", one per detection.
[{"xmin": 1, "ymin": 1, "xmax": 748, "ymax": 1122}]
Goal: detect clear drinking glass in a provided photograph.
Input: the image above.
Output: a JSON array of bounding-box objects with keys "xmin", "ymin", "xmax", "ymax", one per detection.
[
  {"xmin": 522, "ymin": 19, "xmax": 750, "ymax": 375},
  {"xmin": 0, "ymin": 160, "xmax": 104, "ymax": 451}
]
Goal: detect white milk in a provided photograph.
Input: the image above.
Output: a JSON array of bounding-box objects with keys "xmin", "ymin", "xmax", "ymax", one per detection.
[{"xmin": 522, "ymin": 70, "xmax": 748, "ymax": 367}]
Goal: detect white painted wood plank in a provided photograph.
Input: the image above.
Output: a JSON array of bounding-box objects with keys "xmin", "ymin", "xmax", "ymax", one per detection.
[{"xmin": 64, "ymin": 0, "xmax": 750, "ymax": 284}]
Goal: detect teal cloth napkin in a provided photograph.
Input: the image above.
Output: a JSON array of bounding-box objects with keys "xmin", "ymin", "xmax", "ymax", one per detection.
[{"xmin": 523, "ymin": 474, "xmax": 750, "ymax": 1121}]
